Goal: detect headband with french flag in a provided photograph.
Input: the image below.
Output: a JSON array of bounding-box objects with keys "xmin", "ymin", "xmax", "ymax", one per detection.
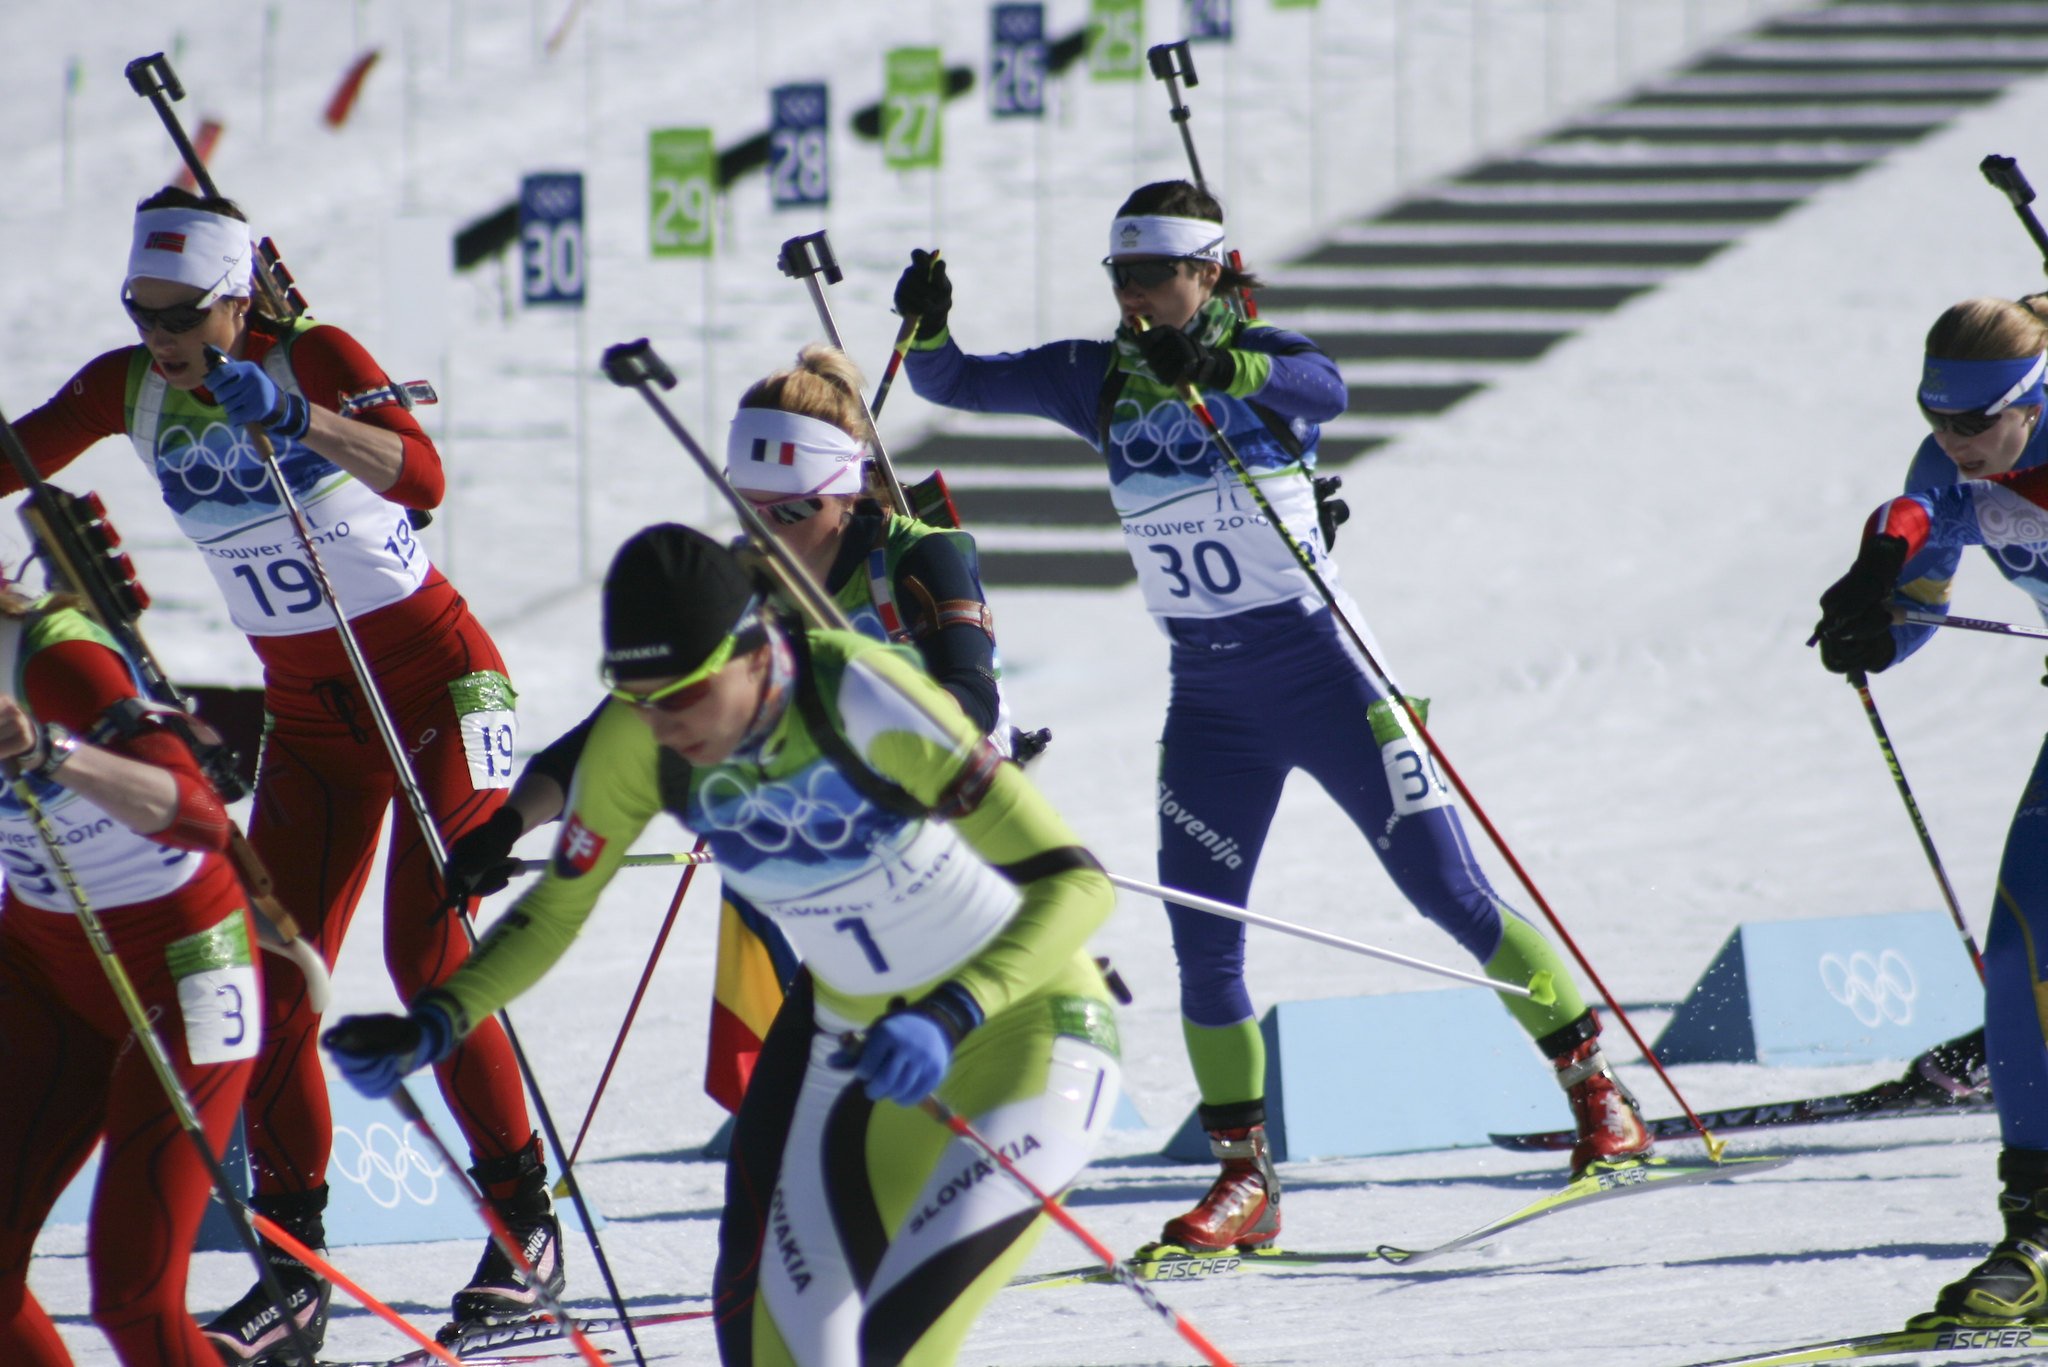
[{"xmin": 725, "ymin": 406, "xmax": 866, "ymax": 500}]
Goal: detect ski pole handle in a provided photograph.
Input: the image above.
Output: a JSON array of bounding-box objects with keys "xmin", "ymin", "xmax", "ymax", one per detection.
[{"xmin": 1981, "ymin": 155, "xmax": 2048, "ymax": 275}]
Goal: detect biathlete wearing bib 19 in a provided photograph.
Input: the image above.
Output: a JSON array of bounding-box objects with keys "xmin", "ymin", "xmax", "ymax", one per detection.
[
  {"xmin": 429, "ymin": 619, "xmax": 1119, "ymax": 1367},
  {"xmin": 903, "ymin": 231, "xmax": 1641, "ymax": 1247},
  {"xmin": 6, "ymin": 194, "xmax": 548, "ymax": 1353},
  {"xmin": 0, "ymin": 600, "xmax": 259, "ymax": 1367}
]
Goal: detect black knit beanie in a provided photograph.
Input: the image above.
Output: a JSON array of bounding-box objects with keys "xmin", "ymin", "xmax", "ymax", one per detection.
[{"xmin": 601, "ymin": 523, "xmax": 754, "ymax": 683}]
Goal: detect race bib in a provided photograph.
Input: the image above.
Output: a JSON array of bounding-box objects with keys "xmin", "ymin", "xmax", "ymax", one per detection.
[
  {"xmin": 1119, "ymin": 468, "xmax": 1331, "ymax": 620},
  {"xmin": 449, "ymin": 671, "xmax": 518, "ymax": 790},
  {"xmin": 1368, "ymin": 696, "xmax": 1450, "ymax": 819},
  {"xmin": 168, "ymin": 912, "xmax": 261, "ymax": 1065},
  {"xmin": 194, "ymin": 481, "xmax": 430, "ymax": 636}
]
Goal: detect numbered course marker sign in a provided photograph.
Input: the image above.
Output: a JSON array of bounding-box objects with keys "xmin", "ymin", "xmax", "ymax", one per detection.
[
  {"xmin": 882, "ymin": 47, "xmax": 944, "ymax": 170},
  {"xmin": 991, "ymin": 4, "xmax": 1047, "ymax": 118},
  {"xmin": 520, "ymin": 172, "xmax": 586, "ymax": 306},
  {"xmin": 649, "ymin": 128, "xmax": 716, "ymax": 259},
  {"xmin": 1089, "ymin": 0, "xmax": 1144, "ymax": 79},
  {"xmin": 1185, "ymin": 0, "xmax": 1233, "ymax": 42},
  {"xmin": 769, "ymin": 83, "xmax": 830, "ymax": 209}
]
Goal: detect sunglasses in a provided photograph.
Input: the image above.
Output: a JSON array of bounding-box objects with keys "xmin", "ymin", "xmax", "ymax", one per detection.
[
  {"xmin": 599, "ymin": 619, "xmax": 765, "ymax": 712},
  {"xmin": 122, "ymin": 282, "xmax": 230, "ymax": 335},
  {"xmin": 608, "ymin": 674, "xmax": 716, "ymax": 714},
  {"xmin": 1103, "ymin": 258, "xmax": 1189, "ymax": 291},
  {"xmin": 1920, "ymin": 404, "xmax": 2003, "ymax": 438},
  {"xmin": 764, "ymin": 497, "xmax": 825, "ymax": 526}
]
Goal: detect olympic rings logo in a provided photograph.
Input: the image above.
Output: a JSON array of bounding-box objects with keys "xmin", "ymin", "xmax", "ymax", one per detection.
[
  {"xmin": 329, "ymin": 1121, "xmax": 448, "ymax": 1208},
  {"xmin": 695, "ymin": 764, "xmax": 870, "ymax": 856},
  {"xmin": 1108, "ymin": 396, "xmax": 1213, "ymax": 471},
  {"xmin": 1816, "ymin": 949, "xmax": 1917, "ymax": 1028},
  {"xmin": 157, "ymin": 420, "xmax": 273, "ymax": 498}
]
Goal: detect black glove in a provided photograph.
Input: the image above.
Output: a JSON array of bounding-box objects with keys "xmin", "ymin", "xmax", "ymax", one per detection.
[
  {"xmin": 1010, "ymin": 725, "xmax": 1052, "ymax": 765},
  {"xmin": 1313, "ymin": 475, "xmax": 1350, "ymax": 549},
  {"xmin": 1132, "ymin": 324, "xmax": 1234, "ymax": 391},
  {"xmin": 1815, "ymin": 534, "xmax": 1909, "ymax": 676},
  {"xmin": 893, "ymin": 248, "xmax": 951, "ymax": 340},
  {"xmin": 443, "ymin": 805, "xmax": 527, "ymax": 905}
]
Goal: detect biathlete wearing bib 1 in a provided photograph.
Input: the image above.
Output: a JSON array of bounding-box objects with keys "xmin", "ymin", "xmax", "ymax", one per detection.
[
  {"xmin": 5, "ymin": 190, "xmax": 548, "ymax": 1354},
  {"xmin": 900, "ymin": 184, "xmax": 1643, "ymax": 1252},
  {"xmin": 0, "ymin": 600, "xmax": 259, "ymax": 1367}
]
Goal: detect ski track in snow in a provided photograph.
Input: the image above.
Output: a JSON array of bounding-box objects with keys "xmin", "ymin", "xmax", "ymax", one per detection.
[{"xmin": 7, "ymin": 1, "xmax": 2048, "ymax": 1362}]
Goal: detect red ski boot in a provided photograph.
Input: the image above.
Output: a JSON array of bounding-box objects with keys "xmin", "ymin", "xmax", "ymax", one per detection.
[
  {"xmin": 1543, "ymin": 1012, "xmax": 1651, "ymax": 1176},
  {"xmin": 1160, "ymin": 1123, "xmax": 1281, "ymax": 1251}
]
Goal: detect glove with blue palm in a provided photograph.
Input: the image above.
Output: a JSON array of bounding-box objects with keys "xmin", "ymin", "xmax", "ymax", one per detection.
[
  {"xmin": 203, "ymin": 346, "xmax": 312, "ymax": 440},
  {"xmin": 829, "ymin": 982, "xmax": 983, "ymax": 1106},
  {"xmin": 322, "ymin": 993, "xmax": 462, "ymax": 1099}
]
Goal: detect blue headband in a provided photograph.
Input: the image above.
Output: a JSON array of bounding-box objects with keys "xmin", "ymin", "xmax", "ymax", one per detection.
[{"xmin": 1918, "ymin": 352, "xmax": 2047, "ymax": 414}]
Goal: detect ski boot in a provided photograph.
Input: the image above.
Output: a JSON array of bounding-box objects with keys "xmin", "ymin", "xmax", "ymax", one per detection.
[
  {"xmin": 1160, "ymin": 1104, "xmax": 1281, "ymax": 1252},
  {"xmin": 449, "ymin": 1135, "xmax": 567, "ymax": 1330},
  {"xmin": 1908, "ymin": 1147, "xmax": 2048, "ymax": 1328},
  {"xmin": 1541, "ymin": 1011, "xmax": 1652, "ymax": 1177},
  {"xmin": 203, "ymin": 1186, "xmax": 332, "ymax": 1366}
]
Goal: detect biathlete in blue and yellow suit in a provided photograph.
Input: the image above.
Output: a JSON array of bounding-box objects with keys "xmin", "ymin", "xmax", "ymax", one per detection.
[
  {"xmin": 325, "ymin": 523, "xmax": 1120, "ymax": 1367},
  {"xmin": 1815, "ymin": 292, "xmax": 2048, "ymax": 1328},
  {"xmin": 897, "ymin": 178, "xmax": 1650, "ymax": 1251},
  {"xmin": 440, "ymin": 345, "xmax": 1015, "ymax": 1108}
]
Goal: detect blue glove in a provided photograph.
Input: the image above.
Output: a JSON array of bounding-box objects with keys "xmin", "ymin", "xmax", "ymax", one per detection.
[
  {"xmin": 829, "ymin": 983, "xmax": 983, "ymax": 1106},
  {"xmin": 203, "ymin": 351, "xmax": 312, "ymax": 440},
  {"xmin": 322, "ymin": 997, "xmax": 459, "ymax": 1099}
]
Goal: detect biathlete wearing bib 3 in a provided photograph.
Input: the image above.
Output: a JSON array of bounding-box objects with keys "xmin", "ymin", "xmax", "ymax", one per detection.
[
  {"xmin": 0, "ymin": 601, "xmax": 259, "ymax": 1367},
  {"xmin": 5, "ymin": 192, "xmax": 547, "ymax": 1354},
  {"xmin": 901, "ymin": 190, "xmax": 1640, "ymax": 1250}
]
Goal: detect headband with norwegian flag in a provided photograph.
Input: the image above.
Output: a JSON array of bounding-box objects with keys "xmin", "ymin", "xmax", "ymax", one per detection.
[{"xmin": 725, "ymin": 406, "xmax": 866, "ymax": 499}]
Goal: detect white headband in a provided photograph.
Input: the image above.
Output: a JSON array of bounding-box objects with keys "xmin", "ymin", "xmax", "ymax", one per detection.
[
  {"xmin": 725, "ymin": 407, "xmax": 866, "ymax": 499},
  {"xmin": 1106, "ymin": 214, "xmax": 1225, "ymax": 262},
  {"xmin": 126, "ymin": 207, "xmax": 255, "ymax": 298}
]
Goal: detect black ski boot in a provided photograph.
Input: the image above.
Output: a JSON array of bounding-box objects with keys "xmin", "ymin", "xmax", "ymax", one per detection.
[
  {"xmin": 1910, "ymin": 1147, "xmax": 2048, "ymax": 1327},
  {"xmin": 203, "ymin": 1186, "xmax": 332, "ymax": 1366},
  {"xmin": 450, "ymin": 1135, "xmax": 567, "ymax": 1328}
]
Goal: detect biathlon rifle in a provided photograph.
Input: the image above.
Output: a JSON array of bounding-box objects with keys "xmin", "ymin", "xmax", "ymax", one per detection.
[
  {"xmin": 1146, "ymin": 40, "xmax": 1258, "ymax": 319},
  {"xmin": 1981, "ymin": 155, "xmax": 2048, "ymax": 279}
]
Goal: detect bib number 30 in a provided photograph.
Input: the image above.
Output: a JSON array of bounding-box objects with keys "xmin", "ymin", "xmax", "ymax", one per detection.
[{"xmin": 1147, "ymin": 539, "xmax": 1242, "ymax": 599}]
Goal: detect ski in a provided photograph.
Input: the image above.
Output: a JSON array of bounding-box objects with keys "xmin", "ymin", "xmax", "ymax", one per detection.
[
  {"xmin": 1014, "ymin": 1152, "xmax": 1790, "ymax": 1289},
  {"xmin": 1675, "ymin": 1320, "xmax": 2042, "ymax": 1365},
  {"xmin": 1490, "ymin": 1081, "xmax": 1992, "ymax": 1153},
  {"xmin": 317, "ymin": 1306, "xmax": 710, "ymax": 1367}
]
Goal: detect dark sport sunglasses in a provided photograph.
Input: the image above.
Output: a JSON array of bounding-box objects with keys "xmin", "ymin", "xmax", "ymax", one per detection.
[
  {"xmin": 1920, "ymin": 404, "xmax": 2004, "ymax": 438},
  {"xmin": 1102, "ymin": 258, "xmax": 1189, "ymax": 291},
  {"xmin": 122, "ymin": 284, "xmax": 228, "ymax": 335}
]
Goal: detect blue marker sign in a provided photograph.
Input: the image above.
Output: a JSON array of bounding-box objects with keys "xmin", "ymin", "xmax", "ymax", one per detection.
[
  {"xmin": 769, "ymin": 83, "xmax": 830, "ymax": 209},
  {"xmin": 519, "ymin": 172, "xmax": 585, "ymax": 306},
  {"xmin": 991, "ymin": 3, "xmax": 1047, "ymax": 118}
]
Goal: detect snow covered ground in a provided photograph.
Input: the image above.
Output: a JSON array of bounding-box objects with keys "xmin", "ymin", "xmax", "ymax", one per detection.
[{"xmin": 9, "ymin": 0, "xmax": 2048, "ymax": 1362}]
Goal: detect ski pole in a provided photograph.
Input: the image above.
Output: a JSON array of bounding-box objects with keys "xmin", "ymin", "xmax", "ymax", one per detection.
[
  {"xmin": 1845, "ymin": 669, "xmax": 1986, "ymax": 982},
  {"xmin": 553, "ymin": 839, "xmax": 711, "ymax": 1197},
  {"xmin": 197, "ymin": 348, "xmax": 647, "ymax": 1366},
  {"xmin": 1143, "ymin": 43, "xmax": 1257, "ymax": 317},
  {"xmin": 4, "ymin": 769, "xmax": 323, "ymax": 1367},
  {"xmin": 1148, "ymin": 329, "xmax": 1720, "ymax": 1156},
  {"xmin": 1981, "ymin": 154, "xmax": 2048, "ymax": 276},
  {"xmin": 1897, "ymin": 605, "xmax": 2048, "ymax": 643},
  {"xmin": 870, "ymin": 247, "xmax": 942, "ymax": 424},
  {"xmin": 919, "ymin": 1097, "xmax": 1240, "ymax": 1367},
  {"xmin": 776, "ymin": 231, "xmax": 914, "ymax": 517},
  {"xmin": 1107, "ymin": 874, "xmax": 1547, "ymax": 1000},
  {"xmin": 511, "ymin": 849, "xmax": 718, "ymax": 874},
  {"xmin": 245, "ymin": 1215, "xmax": 462, "ymax": 1366},
  {"xmin": 386, "ymin": 1081, "xmax": 611, "ymax": 1367}
]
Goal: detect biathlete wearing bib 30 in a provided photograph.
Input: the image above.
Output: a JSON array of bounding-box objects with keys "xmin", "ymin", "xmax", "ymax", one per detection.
[
  {"xmin": 0, "ymin": 602, "xmax": 258, "ymax": 1367},
  {"xmin": 902, "ymin": 198, "xmax": 1636, "ymax": 1248},
  {"xmin": 426, "ymin": 614, "xmax": 1118, "ymax": 1366},
  {"xmin": 6, "ymin": 193, "xmax": 547, "ymax": 1352}
]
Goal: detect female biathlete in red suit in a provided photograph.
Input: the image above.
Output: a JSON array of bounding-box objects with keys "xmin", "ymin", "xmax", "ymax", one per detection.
[
  {"xmin": 3, "ymin": 187, "xmax": 557, "ymax": 1364},
  {"xmin": 0, "ymin": 589, "xmax": 256, "ymax": 1366}
]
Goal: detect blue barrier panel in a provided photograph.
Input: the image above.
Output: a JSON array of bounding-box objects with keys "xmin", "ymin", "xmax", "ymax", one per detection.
[
  {"xmin": 1653, "ymin": 910, "xmax": 1982, "ymax": 1066},
  {"xmin": 1166, "ymin": 987, "xmax": 1572, "ymax": 1162},
  {"xmin": 51, "ymin": 1071, "xmax": 599, "ymax": 1250}
]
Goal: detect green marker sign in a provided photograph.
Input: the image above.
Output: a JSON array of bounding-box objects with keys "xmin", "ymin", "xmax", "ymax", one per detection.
[
  {"xmin": 882, "ymin": 47, "xmax": 944, "ymax": 169},
  {"xmin": 1089, "ymin": 0, "xmax": 1144, "ymax": 80},
  {"xmin": 649, "ymin": 128, "xmax": 715, "ymax": 258}
]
